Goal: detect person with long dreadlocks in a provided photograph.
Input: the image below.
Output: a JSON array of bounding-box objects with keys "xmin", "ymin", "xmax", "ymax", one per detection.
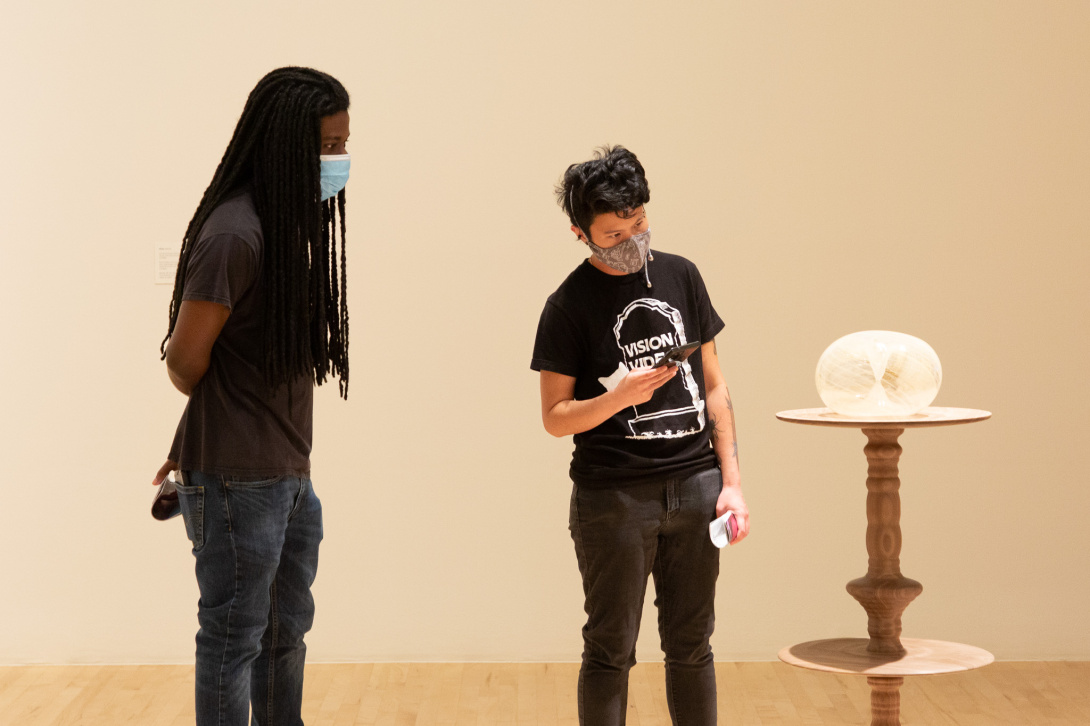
[{"xmin": 151, "ymin": 66, "xmax": 351, "ymax": 726}]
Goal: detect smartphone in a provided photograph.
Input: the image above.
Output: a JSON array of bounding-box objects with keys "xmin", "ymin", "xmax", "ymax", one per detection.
[
  {"xmin": 709, "ymin": 510, "xmax": 739, "ymax": 548},
  {"xmin": 151, "ymin": 472, "xmax": 182, "ymax": 521},
  {"xmin": 653, "ymin": 340, "xmax": 701, "ymax": 368}
]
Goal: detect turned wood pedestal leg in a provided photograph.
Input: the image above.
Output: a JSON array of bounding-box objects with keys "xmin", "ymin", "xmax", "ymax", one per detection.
[
  {"xmin": 847, "ymin": 428, "xmax": 917, "ymax": 724},
  {"xmin": 868, "ymin": 676, "xmax": 903, "ymax": 726}
]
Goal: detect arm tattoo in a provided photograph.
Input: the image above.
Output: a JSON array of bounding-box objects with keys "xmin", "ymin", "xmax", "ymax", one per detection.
[{"xmin": 708, "ymin": 389, "xmax": 737, "ymax": 460}]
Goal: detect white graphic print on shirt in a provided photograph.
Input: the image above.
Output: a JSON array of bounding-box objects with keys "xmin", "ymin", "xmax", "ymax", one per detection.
[{"xmin": 596, "ymin": 298, "xmax": 706, "ymax": 439}]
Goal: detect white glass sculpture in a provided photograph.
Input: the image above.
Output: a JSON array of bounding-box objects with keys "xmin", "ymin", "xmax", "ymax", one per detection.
[{"xmin": 815, "ymin": 331, "xmax": 942, "ymax": 416}]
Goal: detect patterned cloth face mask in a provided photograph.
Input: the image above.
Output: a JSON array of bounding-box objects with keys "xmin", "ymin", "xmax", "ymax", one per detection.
[
  {"xmin": 586, "ymin": 229, "xmax": 652, "ymax": 276},
  {"xmin": 571, "ymin": 188, "xmax": 654, "ymax": 287}
]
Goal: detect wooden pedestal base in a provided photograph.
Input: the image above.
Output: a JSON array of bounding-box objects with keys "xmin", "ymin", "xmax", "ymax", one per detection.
[
  {"xmin": 779, "ymin": 638, "xmax": 993, "ymax": 726},
  {"xmin": 779, "ymin": 638, "xmax": 995, "ymax": 677}
]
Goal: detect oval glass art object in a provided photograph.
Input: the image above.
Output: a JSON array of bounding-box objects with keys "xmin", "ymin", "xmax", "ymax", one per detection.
[{"xmin": 815, "ymin": 331, "xmax": 942, "ymax": 416}]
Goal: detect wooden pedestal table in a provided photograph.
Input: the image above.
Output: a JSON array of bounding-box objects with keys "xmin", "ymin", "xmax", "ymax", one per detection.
[{"xmin": 775, "ymin": 407, "xmax": 993, "ymax": 726}]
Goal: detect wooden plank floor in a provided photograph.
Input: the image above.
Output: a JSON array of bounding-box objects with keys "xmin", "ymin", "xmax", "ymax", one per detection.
[{"xmin": 1, "ymin": 661, "xmax": 1087, "ymax": 725}]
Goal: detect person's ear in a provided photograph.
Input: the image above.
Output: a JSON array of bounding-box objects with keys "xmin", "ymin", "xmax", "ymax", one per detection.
[{"xmin": 571, "ymin": 224, "xmax": 587, "ymax": 244}]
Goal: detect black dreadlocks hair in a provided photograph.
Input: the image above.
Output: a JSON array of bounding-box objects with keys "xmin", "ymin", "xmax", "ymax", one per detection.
[{"xmin": 161, "ymin": 66, "xmax": 351, "ymax": 397}]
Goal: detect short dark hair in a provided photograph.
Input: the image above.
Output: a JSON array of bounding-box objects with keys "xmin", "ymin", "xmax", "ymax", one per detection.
[{"xmin": 556, "ymin": 145, "xmax": 651, "ymax": 239}]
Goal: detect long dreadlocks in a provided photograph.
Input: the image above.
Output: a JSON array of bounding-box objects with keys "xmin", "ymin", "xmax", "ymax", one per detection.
[{"xmin": 161, "ymin": 66, "xmax": 351, "ymax": 397}]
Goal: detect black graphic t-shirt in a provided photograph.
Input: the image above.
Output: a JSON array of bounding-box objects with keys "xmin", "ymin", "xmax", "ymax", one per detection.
[{"xmin": 531, "ymin": 251, "xmax": 725, "ymax": 488}]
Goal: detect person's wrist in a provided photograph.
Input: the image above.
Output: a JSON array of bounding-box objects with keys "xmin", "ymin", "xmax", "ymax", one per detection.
[
  {"xmin": 718, "ymin": 471, "xmax": 742, "ymax": 489},
  {"xmin": 603, "ymin": 387, "xmax": 627, "ymax": 412}
]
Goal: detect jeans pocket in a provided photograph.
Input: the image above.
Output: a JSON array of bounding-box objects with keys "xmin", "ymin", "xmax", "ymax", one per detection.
[
  {"xmin": 224, "ymin": 475, "xmax": 283, "ymax": 489},
  {"xmin": 698, "ymin": 467, "xmax": 723, "ymax": 500},
  {"xmin": 175, "ymin": 483, "xmax": 205, "ymax": 551}
]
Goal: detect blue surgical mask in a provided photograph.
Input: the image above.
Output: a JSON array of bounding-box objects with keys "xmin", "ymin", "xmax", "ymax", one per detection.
[{"xmin": 320, "ymin": 154, "xmax": 351, "ymax": 201}]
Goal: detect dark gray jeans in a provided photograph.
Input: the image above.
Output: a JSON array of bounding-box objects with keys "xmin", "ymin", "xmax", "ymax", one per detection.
[{"xmin": 569, "ymin": 467, "xmax": 722, "ymax": 726}]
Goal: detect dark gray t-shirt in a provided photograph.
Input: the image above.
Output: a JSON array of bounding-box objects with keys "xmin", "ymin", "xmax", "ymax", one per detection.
[{"xmin": 168, "ymin": 191, "xmax": 313, "ymax": 476}]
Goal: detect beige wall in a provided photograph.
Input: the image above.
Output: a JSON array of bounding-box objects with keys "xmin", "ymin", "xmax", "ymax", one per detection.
[{"xmin": 1, "ymin": 1, "xmax": 1088, "ymax": 664}]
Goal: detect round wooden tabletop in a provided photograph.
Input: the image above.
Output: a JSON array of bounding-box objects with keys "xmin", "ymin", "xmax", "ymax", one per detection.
[
  {"xmin": 779, "ymin": 638, "xmax": 994, "ymax": 677},
  {"xmin": 776, "ymin": 406, "xmax": 991, "ymax": 429}
]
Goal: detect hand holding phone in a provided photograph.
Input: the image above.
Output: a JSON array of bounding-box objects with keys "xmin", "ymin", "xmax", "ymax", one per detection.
[
  {"xmin": 152, "ymin": 471, "xmax": 182, "ymax": 521},
  {"xmin": 653, "ymin": 341, "xmax": 700, "ymax": 368}
]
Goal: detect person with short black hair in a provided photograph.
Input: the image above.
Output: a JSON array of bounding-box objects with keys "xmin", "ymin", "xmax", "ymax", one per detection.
[
  {"xmin": 152, "ymin": 66, "xmax": 352, "ymax": 726},
  {"xmin": 531, "ymin": 146, "xmax": 750, "ymax": 725}
]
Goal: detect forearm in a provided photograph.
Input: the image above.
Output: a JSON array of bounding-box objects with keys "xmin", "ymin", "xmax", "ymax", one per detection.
[
  {"xmin": 164, "ymin": 300, "xmax": 230, "ymax": 396},
  {"xmin": 544, "ymin": 390, "xmax": 625, "ymax": 437},
  {"xmin": 167, "ymin": 368, "xmax": 197, "ymax": 396},
  {"xmin": 165, "ymin": 344, "xmax": 209, "ymax": 396},
  {"xmin": 706, "ymin": 381, "xmax": 741, "ymax": 486}
]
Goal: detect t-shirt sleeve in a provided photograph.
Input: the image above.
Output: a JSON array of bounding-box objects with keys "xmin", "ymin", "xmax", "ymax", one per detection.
[
  {"xmin": 690, "ymin": 262, "xmax": 725, "ymax": 344},
  {"xmin": 530, "ymin": 300, "xmax": 583, "ymax": 377},
  {"xmin": 181, "ymin": 233, "xmax": 259, "ymax": 310}
]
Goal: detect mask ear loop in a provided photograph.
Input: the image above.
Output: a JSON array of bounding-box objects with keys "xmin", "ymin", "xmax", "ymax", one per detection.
[{"xmin": 570, "ymin": 188, "xmax": 588, "ymax": 242}]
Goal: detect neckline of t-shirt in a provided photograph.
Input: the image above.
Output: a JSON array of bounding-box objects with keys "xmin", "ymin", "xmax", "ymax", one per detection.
[{"xmin": 580, "ymin": 258, "xmax": 647, "ymax": 284}]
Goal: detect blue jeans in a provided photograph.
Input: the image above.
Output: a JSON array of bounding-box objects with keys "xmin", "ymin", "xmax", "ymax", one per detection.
[
  {"xmin": 569, "ymin": 467, "xmax": 722, "ymax": 726},
  {"xmin": 176, "ymin": 471, "xmax": 323, "ymax": 726}
]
